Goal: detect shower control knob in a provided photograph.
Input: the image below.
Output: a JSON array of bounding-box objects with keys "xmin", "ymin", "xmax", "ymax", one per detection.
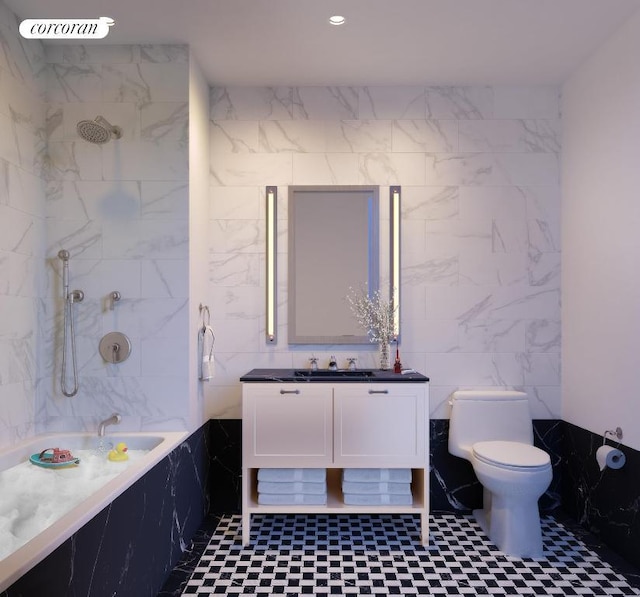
[{"xmin": 99, "ymin": 332, "xmax": 131, "ymax": 364}]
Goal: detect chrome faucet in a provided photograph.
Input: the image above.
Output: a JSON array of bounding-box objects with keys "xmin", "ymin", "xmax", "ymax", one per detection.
[{"xmin": 98, "ymin": 413, "xmax": 122, "ymax": 437}]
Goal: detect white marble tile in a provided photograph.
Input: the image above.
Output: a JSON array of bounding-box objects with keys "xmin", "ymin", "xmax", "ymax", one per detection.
[
  {"xmin": 8, "ymin": 163, "xmax": 45, "ymax": 215},
  {"xmin": 359, "ymin": 152, "xmax": 426, "ymax": 185},
  {"xmin": 392, "ymin": 120, "xmax": 458, "ymax": 152},
  {"xmin": 211, "ymin": 153, "xmax": 292, "ymax": 186},
  {"xmin": 209, "ymin": 253, "xmax": 261, "ymax": 287},
  {"xmin": 402, "ymin": 186, "xmax": 459, "ymax": 221},
  {"xmin": 46, "ymin": 64, "xmax": 103, "ymax": 102},
  {"xmin": 0, "ymin": 206, "xmax": 37, "ymax": 254},
  {"xmin": 209, "ymin": 219, "xmax": 262, "ymax": 254},
  {"xmin": 48, "ymin": 180, "xmax": 140, "ymax": 221},
  {"xmin": 326, "ymin": 120, "xmax": 392, "ymax": 153},
  {"xmin": 139, "ymin": 44, "xmax": 189, "ymax": 63},
  {"xmin": 528, "ymin": 250, "xmax": 561, "ymax": 288},
  {"xmin": 427, "ymin": 352, "xmax": 524, "ymax": 386},
  {"xmin": 459, "ymin": 119, "xmax": 560, "ymax": 153},
  {"xmin": 403, "ymin": 318, "xmax": 459, "ymax": 352},
  {"xmin": 46, "ymin": 140, "xmax": 103, "ymax": 180},
  {"xmin": 294, "ymin": 87, "xmax": 358, "ymax": 120},
  {"xmin": 458, "ymin": 186, "xmax": 527, "ymax": 221},
  {"xmin": 141, "ymin": 181, "xmax": 188, "ymax": 219},
  {"xmin": 211, "ymin": 87, "xmax": 295, "ymax": 120},
  {"xmin": 425, "ymin": 220, "xmax": 492, "ymax": 257},
  {"xmin": 459, "ymin": 251, "xmax": 527, "ymax": 286},
  {"xmin": 102, "ymin": 63, "xmax": 188, "ymax": 103},
  {"xmin": 141, "ymin": 259, "xmax": 188, "ymax": 298},
  {"xmin": 402, "ymin": 252, "xmax": 459, "ymax": 287},
  {"xmin": 291, "ymin": 153, "xmax": 358, "ymax": 185},
  {"xmin": 521, "ymin": 352, "xmax": 561, "ymax": 386},
  {"xmin": 61, "ymin": 45, "xmax": 135, "ymax": 65},
  {"xmin": 210, "ymin": 186, "xmax": 261, "ymax": 220},
  {"xmin": 426, "ymin": 152, "xmax": 559, "ymax": 186},
  {"xmin": 525, "ymin": 319, "xmax": 561, "ymax": 353},
  {"xmin": 141, "ymin": 101, "xmax": 188, "ymax": 142},
  {"xmin": 425, "ymin": 86, "xmax": 494, "ymax": 119},
  {"xmin": 140, "ymin": 335, "xmax": 189, "ymax": 377},
  {"xmin": 358, "ymin": 86, "xmax": 426, "ymax": 120},
  {"xmin": 103, "ymin": 218, "xmax": 188, "ymax": 260},
  {"xmin": 458, "ymin": 319, "xmax": 525, "ymax": 352},
  {"xmin": 259, "ymin": 120, "xmax": 327, "ymax": 153},
  {"xmin": 102, "ymin": 140, "xmax": 188, "ymax": 181},
  {"xmin": 210, "ymin": 120, "xmax": 259, "ymax": 153}
]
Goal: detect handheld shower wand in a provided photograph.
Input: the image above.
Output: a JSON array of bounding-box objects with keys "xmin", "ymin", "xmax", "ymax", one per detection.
[{"xmin": 58, "ymin": 250, "xmax": 84, "ymax": 397}]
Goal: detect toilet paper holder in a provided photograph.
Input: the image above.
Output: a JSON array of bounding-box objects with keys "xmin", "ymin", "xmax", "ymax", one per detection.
[{"xmin": 602, "ymin": 427, "xmax": 623, "ymax": 445}]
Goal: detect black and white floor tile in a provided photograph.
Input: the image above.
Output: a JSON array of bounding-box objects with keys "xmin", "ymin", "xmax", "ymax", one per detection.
[{"xmin": 178, "ymin": 514, "xmax": 640, "ymax": 596}]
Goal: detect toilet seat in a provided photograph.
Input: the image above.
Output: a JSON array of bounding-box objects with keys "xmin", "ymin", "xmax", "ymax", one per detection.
[{"xmin": 472, "ymin": 440, "xmax": 550, "ymax": 471}]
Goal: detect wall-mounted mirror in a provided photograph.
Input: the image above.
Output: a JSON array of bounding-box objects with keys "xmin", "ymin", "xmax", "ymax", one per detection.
[{"xmin": 288, "ymin": 185, "xmax": 379, "ymax": 344}]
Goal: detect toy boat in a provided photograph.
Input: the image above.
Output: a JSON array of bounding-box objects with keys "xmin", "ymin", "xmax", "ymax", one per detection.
[{"xmin": 30, "ymin": 448, "xmax": 80, "ymax": 469}]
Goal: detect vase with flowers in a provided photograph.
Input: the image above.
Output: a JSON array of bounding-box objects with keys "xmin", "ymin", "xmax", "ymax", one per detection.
[{"xmin": 346, "ymin": 288, "xmax": 396, "ymax": 370}]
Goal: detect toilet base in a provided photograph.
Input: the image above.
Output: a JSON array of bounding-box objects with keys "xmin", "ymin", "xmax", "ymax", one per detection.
[{"xmin": 473, "ymin": 495, "xmax": 544, "ymax": 558}]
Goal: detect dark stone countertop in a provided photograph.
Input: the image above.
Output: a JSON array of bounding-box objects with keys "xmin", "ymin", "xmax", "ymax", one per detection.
[{"xmin": 239, "ymin": 368, "xmax": 429, "ymax": 383}]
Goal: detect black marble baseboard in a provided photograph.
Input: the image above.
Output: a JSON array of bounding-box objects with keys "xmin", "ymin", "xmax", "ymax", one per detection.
[
  {"xmin": 205, "ymin": 418, "xmax": 563, "ymax": 516},
  {"xmin": 561, "ymin": 421, "xmax": 640, "ymax": 570},
  {"xmin": 3, "ymin": 423, "xmax": 211, "ymax": 597},
  {"xmin": 430, "ymin": 419, "xmax": 563, "ymax": 512}
]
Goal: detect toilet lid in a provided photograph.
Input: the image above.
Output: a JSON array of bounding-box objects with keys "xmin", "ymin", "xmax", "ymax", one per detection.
[{"xmin": 473, "ymin": 441, "xmax": 550, "ymax": 470}]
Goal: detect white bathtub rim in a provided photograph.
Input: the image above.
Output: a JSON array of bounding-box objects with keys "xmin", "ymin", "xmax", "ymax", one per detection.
[{"xmin": 0, "ymin": 430, "xmax": 188, "ymax": 593}]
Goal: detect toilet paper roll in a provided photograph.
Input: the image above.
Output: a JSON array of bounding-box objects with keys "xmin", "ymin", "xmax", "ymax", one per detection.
[{"xmin": 596, "ymin": 445, "xmax": 626, "ymax": 471}]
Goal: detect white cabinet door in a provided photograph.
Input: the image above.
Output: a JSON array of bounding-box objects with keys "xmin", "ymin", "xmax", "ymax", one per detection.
[
  {"xmin": 333, "ymin": 384, "xmax": 427, "ymax": 467},
  {"xmin": 243, "ymin": 383, "xmax": 333, "ymax": 467}
]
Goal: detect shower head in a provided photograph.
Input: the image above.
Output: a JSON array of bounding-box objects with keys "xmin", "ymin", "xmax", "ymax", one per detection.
[
  {"xmin": 58, "ymin": 249, "xmax": 70, "ymax": 262},
  {"xmin": 76, "ymin": 116, "xmax": 122, "ymax": 145}
]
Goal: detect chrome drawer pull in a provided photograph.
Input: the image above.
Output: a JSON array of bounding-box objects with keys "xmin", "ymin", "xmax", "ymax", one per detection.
[
  {"xmin": 280, "ymin": 389, "xmax": 300, "ymax": 395},
  {"xmin": 368, "ymin": 389, "xmax": 389, "ymax": 394}
]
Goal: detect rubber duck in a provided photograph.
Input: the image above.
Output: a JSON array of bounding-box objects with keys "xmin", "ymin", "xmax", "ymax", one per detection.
[{"xmin": 108, "ymin": 442, "xmax": 129, "ymax": 462}]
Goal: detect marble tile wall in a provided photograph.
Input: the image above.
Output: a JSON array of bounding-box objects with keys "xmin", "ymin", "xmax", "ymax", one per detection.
[
  {"xmin": 206, "ymin": 86, "xmax": 562, "ymax": 420},
  {"xmin": 40, "ymin": 43, "xmax": 192, "ymax": 432},
  {"xmin": 0, "ymin": 1, "xmax": 47, "ymax": 449}
]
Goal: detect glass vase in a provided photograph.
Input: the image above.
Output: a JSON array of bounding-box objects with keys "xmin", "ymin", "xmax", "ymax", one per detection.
[{"xmin": 379, "ymin": 341, "xmax": 391, "ymax": 370}]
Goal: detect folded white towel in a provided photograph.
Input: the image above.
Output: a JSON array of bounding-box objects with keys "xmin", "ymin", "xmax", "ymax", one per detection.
[
  {"xmin": 341, "ymin": 481, "xmax": 411, "ymax": 495},
  {"xmin": 257, "ymin": 468, "xmax": 326, "ymax": 482},
  {"xmin": 343, "ymin": 493, "xmax": 413, "ymax": 506},
  {"xmin": 258, "ymin": 481, "xmax": 327, "ymax": 495},
  {"xmin": 342, "ymin": 468, "xmax": 412, "ymax": 483},
  {"xmin": 258, "ymin": 493, "xmax": 327, "ymax": 505}
]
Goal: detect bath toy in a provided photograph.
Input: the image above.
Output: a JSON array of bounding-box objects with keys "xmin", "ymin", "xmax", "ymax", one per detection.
[
  {"xmin": 108, "ymin": 442, "xmax": 129, "ymax": 462},
  {"xmin": 30, "ymin": 448, "xmax": 80, "ymax": 468}
]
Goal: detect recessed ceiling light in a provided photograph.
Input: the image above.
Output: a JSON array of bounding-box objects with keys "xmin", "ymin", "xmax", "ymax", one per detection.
[{"xmin": 329, "ymin": 15, "xmax": 346, "ymax": 26}]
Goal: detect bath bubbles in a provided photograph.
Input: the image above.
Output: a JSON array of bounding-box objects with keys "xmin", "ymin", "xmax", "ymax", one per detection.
[{"xmin": 0, "ymin": 448, "xmax": 147, "ymax": 562}]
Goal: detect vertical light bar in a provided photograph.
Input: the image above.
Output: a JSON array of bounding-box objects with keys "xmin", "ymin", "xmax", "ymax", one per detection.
[
  {"xmin": 390, "ymin": 186, "xmax": 401, "ymax": 340},
  {"xmin": 266, "ymin": 186, "xmax": 277, "ymax": 343}
]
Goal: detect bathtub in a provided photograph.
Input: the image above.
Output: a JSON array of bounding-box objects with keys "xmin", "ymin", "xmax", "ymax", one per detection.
[{"xmin": 0, "ymin": 431, "xmax": 187, "ymax": 593}]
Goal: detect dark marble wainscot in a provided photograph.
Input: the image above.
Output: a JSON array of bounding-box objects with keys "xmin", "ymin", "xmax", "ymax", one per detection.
[
  {"xmin": 561, "ymin": 421, "xmax": 640, "ymax": 571},
  {"xmin": 158, "ymin": 419, "xmax": 242, "ymax": 596},
  {"xmin": 3, "ymin": 423, "xmax": 211, "ymax": 597},
  {"xmin": 430, "ymin": 419, "xmax": 563, "ymax": 513}
]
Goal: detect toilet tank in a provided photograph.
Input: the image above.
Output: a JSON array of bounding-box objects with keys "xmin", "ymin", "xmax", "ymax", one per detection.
[{"xmin": 448, "ymin": 390, "xmax": 534, "ymax": 459}]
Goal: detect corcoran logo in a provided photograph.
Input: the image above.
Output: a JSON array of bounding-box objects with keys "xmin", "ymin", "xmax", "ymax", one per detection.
[{"xmin": 19, "ymin": 16, "xmax": 114, "ymax": 39}]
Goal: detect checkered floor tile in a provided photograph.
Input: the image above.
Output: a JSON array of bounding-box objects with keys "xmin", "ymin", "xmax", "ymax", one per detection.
[{"xmin": 180, "ymin": 514, "xmax": 640, "ymax": 596}]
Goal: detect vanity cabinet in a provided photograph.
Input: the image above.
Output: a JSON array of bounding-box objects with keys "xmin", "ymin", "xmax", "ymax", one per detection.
[{"xmin": 241, "ymin": 381, "xmax": 429, "ymax": 545}]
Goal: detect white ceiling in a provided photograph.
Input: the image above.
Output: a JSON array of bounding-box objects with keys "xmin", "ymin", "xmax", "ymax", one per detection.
[{"xmin": 7, "ymin": 0, "xmax": 640, "ymax": 87}]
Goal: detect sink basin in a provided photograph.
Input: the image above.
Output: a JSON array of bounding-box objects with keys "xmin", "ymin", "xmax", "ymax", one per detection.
[{"xmin": 293, "ymin": 369, "xmax": 376, "ymax": 379}]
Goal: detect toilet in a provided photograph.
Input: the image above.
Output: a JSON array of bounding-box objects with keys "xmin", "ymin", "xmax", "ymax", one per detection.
[{"xmin": 448, "ymin": 390, "xmax": 552, "ymax": 558}]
